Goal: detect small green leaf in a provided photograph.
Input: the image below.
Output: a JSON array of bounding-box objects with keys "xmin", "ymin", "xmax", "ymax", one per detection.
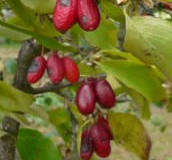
[
  {"xmin": 17, "ymin": 128, "xmax": 62, "ymax": 160},
  {"xmin": 100, "ymin": 0, "xmax": 125, "ymax": 23},
  {"xmin": 0, "ymin": 81, "xmax": 34, "ymax": 113},
  {"xmin": 20, "ymin": 0, "xmax": 56, "ymax": 14},
  {"xmin": 99, "ymin": 59, "xmax": 167, "ymax": 102},
  {"xmin": 108, "ymin": 112, "xmax": 151, "ymax": 160},
  {"xmin": 127, "ymin": 89, "xmax": 151, "ymax": 120},
  {"xmin": 6, "ymin": 0, "xmax": 37, "ymax": 25},
  {"xmin": 0, "ymin": 20, "xmax": 76, "ymax": 52},
  {"xmin": 48, "ymin": 107, "xmax": 72, "ymax": 143},
  {"xmin": 84, "ymin": 15, "xmax": 117, "ymax": 49},
  {"xmin": 79, "ymin": 63, "xmax": 104, "ymax": 76},
  {"xmin": 0, "ymin": 25, "xmax": 30, "ymax": 41},
  {"xmin": 48, "ymin": 108, "xmax": 71, "ymax": 125}
]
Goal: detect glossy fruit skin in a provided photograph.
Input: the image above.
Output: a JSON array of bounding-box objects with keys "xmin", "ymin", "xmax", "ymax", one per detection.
[
  {"xmin": 95, "ymin": 79, "xmax": 116, "ymax": 108},
  {"xmin": 80, "ymin": 129, "xmax": 94, "ymax": 160},
  {"xmin": 53, "ymin": 0, "xmax": 77, "ymax": 32},
  {"xmin": 63, "ymin": 57, "xmax": 80, "ymax": 83},
  {"xmin": 90, "ymin": 123, "xmax": 111, "ymax": 158},
  {"xmin": 47, "ymin": 53, "xmax": 65, "ymax": 84},
  {"xmin": 98, "ymin": 116, "xmax": 113, "ymax": 140},
  {"xmin": 77, "ymin": 0, "xmax": 100, "ymax": 31},
  {"xmin": 27, "ymin": 56, "xmax": 46, "ymax": 84},
  {"xmin": 76, "ymin": 82, "xmax": 96, "ymax": 115}
]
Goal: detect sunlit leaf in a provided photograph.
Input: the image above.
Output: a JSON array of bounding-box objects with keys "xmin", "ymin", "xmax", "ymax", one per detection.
[
  {"xmin": 125, "ymin": 16, "xmax": 172, "ymax": 81},
  {"xmin": 99, "ymin": 59, "xmax": 167, "ymax": 102}
]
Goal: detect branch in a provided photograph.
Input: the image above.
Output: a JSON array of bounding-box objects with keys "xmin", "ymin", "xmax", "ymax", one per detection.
[{"xmin": 31, "ymin": 74, "xmax": 107, "ymax": 94}]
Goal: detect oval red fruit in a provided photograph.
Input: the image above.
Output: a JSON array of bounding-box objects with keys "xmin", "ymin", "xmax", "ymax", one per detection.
[
  {"xmin": 53, "ymin": 0, "xmax": 77, "ymax": 32},
  {"xmin": 95, "ymin": 79, "xmax": 116, "ymax": 108},
  {"xmin": 76, "ymin": 82, "xmax": 96, "ymax": 115},
  {"xmin": 98, "ymin": 116, "xmax": 113, "ymax": 140},
  {"xmin": 63, "ymin": 57, "xmax": 80, "ymax": 83},
  {"xmin": 80, "ymin": 129, "xmax": 94, "ymax": 160},
  {"xmin": 47, "ymin": 53, "xmax": 65, "ymax": 84},
  {"xmin": 90, "ymin": 123, "xmax": 111, "ymax": 158},
  {"xmin": 27, "ymin": 56, "xmax": 46, "ymax": 84},
  {"xmin": 77, "ymin": 0, "xmax": 100, "ymax": 31}
]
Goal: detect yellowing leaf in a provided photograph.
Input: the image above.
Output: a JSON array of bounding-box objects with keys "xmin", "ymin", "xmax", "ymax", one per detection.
[{"xmin": 108, "ymin": 113, "xmax": 151, "ymax": 160}]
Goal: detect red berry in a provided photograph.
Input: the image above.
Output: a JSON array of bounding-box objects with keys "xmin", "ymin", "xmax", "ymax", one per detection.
[
  {"xmin": 53, "ymin": 0, "xmax": 77, "ymax": 32},
  {"xmin": 63, "ymin": 57, "xmax": 80, "ymax": 83},
  {"xmin": 95, "ymin": 140, "xmax": 111, "ymax": 158},
  {"xmin": 80, "ymin": 129, "xmax": 94, "ymax": 160},
  {"xmin": 76, "ymin": 82, "xmax": 96, "ymax": 115},
  {"xmin": 98, "ymin": 116, "xmax": 113, "ymax": 140},
  {"xmin": 95, "ymin": 79, "xmax": 116, "ymax": 108},
  {"xmin": 77, "ymin": 0, "xmax": 100, "ymax": 31},
  {"xmin": 47, "ymin": 53, "xmax": 65, "ymax": 84},
  {"xmin": 90, "ymin": 123, "xmax": 111, "ymax": 158},
  {"xmin": 86, "ymin": 78, "xmax": 97, "ymax": 88},
  {"xmin": 27, "ymin": 56, "xmax": 46, "ymax": 84}
]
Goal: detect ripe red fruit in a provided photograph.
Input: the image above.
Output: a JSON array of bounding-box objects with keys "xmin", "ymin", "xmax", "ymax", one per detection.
[
  {"xmin": 90, "ymin": 123, "xmax": 111, "ymax": 158},
  {"xmin": 47, "ymin": 53, "xmax": 65, "ymax": 84},
  {"xmin": 27, "ymin": 56, "xmax": 46, "ymax": 84},
  {"xmin": 76, "ymin": 82, "xmax": 96, "ymax": 115},
  {"xmin": 63, "ymin": 57, "xmax": 80, "ymax": 83},
  {"xmin": 80, "ymin": 129, "xmax": 94, "ymax": 160},
  {"xmin": 86, "ymin": 78, "xmax": 97, "ymax": 88},
  {"xmin": 53, "ymin": 0, "xmax": 77, "ymax": 32},
  {"xmin": 95, "ymin": 79, "xmax": 116, "ymax": 108},
  {"xmin": 77, "ymin": 0, "xmax": 100, "ymax": 31},
  {"xmin": 98, "ymin": 116, "xmax": 113, "ymax": 140},
  {"xmin": 95, "ymin": 140, "xmax": 111, "ymax": 158}
]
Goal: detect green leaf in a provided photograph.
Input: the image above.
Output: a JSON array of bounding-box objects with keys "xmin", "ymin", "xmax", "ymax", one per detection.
[
  {"xmin": 100, "ymin": 0, "xmax": 125, "ymax": 23},
  {"xmin": 84, "ymin": 15, "xmax": 117, "ymax": 49},
  {"xmin": 48, "ymin": 108, "xmax": 71, "ymax": 126},
  {"xmin": 6, "ymin": 0, "xmax": 37, "ymax": 25},
  {"xmin": 125, "ymin": 16, "xmax": 172, "ymax": 81},
  {"xmin": 8, "ymin": 16, "xmax": 61, "ymax": 38},
  {"xmin": 0, "ymin": 81, "xmax": 34, "ymax": 113},
  {"xmin": 79, "ymin": 63, "xmax": 104, "ymax": 76},
  {"xmin": 17, "ymin": 128, "xmax": 62, "ymax": 160},
  {"xmin": 108, "ymin": 112, "xmax": 151, "ymax": 160},
  {"xmin": 0, "ymin": 20, "xmax": 76, "ymax": 52},
  {"xmin": 48, "ymin": 107, "xmax": 72, "ymax": 143},
  {"xmin": 127, "ymin": 89, "xmax": 151, "ymax": 120},
  {"xmin": 20, "ymin": 0, "xmax": 56, "ymax": 14},
  {"xmin": 99, "ymin": 59, "xmax": 167, "ymax": 102},
  {"xmin": 0, "ymin": 25, "xmax": 30, "ymax": 41}
]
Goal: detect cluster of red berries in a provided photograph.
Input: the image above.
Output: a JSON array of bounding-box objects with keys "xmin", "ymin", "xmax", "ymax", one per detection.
[
  {"xmin": 76, "ymin": 79, "xmax": 116, "ymax": 159},
  {"xmin": 53, "ymin": 0, "xmax": 100, "ymax": 32},
  {"xmin": 27, "ymin": 52, "xmax": 80, "ymax": 84},
  {"xmin": 76, "ymin": 78, "xmax": 116, "ymax": 115},
  {"xmin": 80, "ymin": 116, "xmax": 113, "ymax": 159}
]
